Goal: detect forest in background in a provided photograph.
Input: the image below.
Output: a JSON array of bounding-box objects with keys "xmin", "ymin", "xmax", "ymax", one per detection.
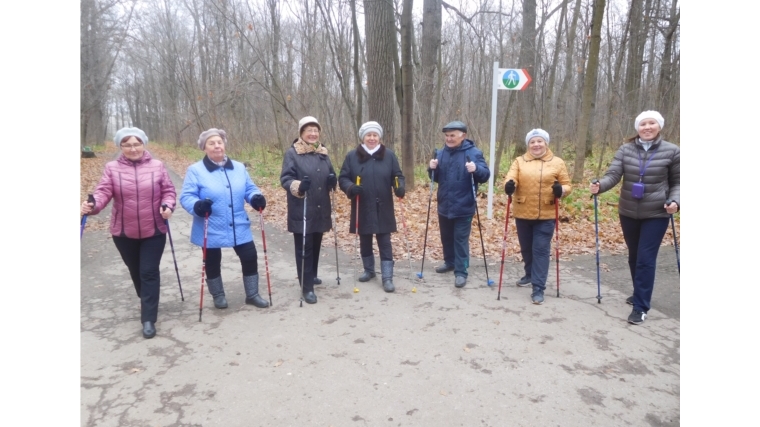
[{"xmin": 81, "ymin": 0, "xmax": 679, "ymax": 187}]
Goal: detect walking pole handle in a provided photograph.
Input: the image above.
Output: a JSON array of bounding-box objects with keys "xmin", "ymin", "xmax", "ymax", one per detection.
[
  {"xmin": 665, "ymin": 199, "xmax": 675, "ymax": 206},
  {"xmin": 590, "ymin": 179, "xmax": 599, "ymax": 199},
  {"xmin": 87, "ymin": 194, "xmax": 95, "ymax": 205},
  {"xmin": 356, "ymin": 175, "xmax": 361, "ymax": 186}
]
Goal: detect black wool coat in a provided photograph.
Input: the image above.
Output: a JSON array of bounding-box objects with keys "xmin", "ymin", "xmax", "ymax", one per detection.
[
  {"xmin": 339, "ymin": 144, "xmax": 404, "ymax": 234},
  {"xmin": 280, "ymin": 139, "xmax": 337, "ymax": 234}
]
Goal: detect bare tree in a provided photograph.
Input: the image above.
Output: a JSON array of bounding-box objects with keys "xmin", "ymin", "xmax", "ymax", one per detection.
[
  {"xmin": 364, "ymin": 0, "xmax": 398, "ymax": 149},
  {"xmin": 400, "ymin": 0, "xmax": 415, "ymax": 187},
  {"xmin": 573, "ymin": 0, "xmax": 605, "ymax": 183}
]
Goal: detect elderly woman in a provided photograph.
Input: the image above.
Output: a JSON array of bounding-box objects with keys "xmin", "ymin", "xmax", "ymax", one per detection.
[
  {"xmin": 503, "ymin": 128, "xmax": 571, "ymax": 305},
  {"xmin": 80, "ymin": 127, "xmax": 176, "ymax": 339},
  {"xmin": 180, "ymin": 128, "xmax": 269, "ymax": 310},
  {"xmin": 590, "ymin": 111, "xmax": 679, "ymax": 325},
  {"xmin": 280, "ymin": 116, "xmax": 337, "ymax": 304},
  {"xmin": 338, "ymin": 121, "xmax": 404, "ymax": 293}
]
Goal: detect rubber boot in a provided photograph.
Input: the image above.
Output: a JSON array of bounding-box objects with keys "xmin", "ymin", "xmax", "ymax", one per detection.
[
  {"xmin": 243, "ymin": 274, "xmax": 269, "ymax": 308},
  {"xmin": 381, "ymin": 260, "xmax": 395, "ymax": 293},
  {"xmin": 358, "ymin": 256, "xmax": 376, "ymax": 282},
  {"xmin": 206, "ymin": 276, "xmax": 228, "ymax": 309}
]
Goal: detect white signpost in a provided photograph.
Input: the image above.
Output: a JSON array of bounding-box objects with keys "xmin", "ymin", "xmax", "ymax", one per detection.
[{"xmin": 486, "ymin": 63, "xmax": 532, "ymax": 219}]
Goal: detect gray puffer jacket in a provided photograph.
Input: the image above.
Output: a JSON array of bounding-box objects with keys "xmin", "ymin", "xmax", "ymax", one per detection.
[{"xmin": 598, "ymin": 135, "xmax": 680, "ymax": 219}]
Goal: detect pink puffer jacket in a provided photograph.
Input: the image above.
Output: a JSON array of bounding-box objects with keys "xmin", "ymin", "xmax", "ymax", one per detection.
[{"xmin": 91, "ymin": 150, "xmax": 176, "ymax": 239}]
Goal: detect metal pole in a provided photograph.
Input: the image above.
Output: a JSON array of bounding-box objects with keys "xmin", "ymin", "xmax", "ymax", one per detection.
[{"xmin": 487, "ymin": 61, "xmax": 499, "ymax": 219}]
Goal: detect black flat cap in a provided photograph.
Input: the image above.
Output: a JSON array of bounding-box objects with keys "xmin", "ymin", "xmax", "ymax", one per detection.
[{"xmin": 442, "ymin": 120, "xmax": 467, "ymax": 133}]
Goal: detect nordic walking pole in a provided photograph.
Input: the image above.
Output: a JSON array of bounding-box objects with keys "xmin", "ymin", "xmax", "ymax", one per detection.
[
  {"xmin": 162, "ymin": 204, "xmax": 184, "ymax": 302},
  {"xmin": 417, "ymin": 149, "xmax": 437, "ymax": 279},
  {"xmin": 352, "ymin": 170, "xmax": 363, "ymax": 293},
  {"xmin": 299, "ymin": 178, "xmax": 309, "ymax": 307},
  {"xmin": 666, "ymin": 199, "xmax": 680, "ymax": 274},
  {"xmin": 395, "ymin": 176, "xmax": 415, "ymax": 293},
  {"xmin": 329, "ymin": 174, "xmax": 341, "ymax": 285},
  {"xmin": 258, "ymin": 207, "xmax": 273, "ymax": 306},
  {"xmin": 466, "ymin": 155, "xmax": 494, "ymax": 287},
  {"xmin": 554, "ymin": 181, "xmax": 561, "ymax": 298},
  {"xmin": 80, "ymin": 194, "xmax": 95, "ymax": 240},
  {"xmin": 591, "ymin": 179, "xmax": 602, "ymax": 304},
  {"xmin": 497, "ymin": 195, "xmax": 512, "ymax": 301},
  {"xmin": 199, "ymin": 199, "xmax": 211, "ymax": 322}
]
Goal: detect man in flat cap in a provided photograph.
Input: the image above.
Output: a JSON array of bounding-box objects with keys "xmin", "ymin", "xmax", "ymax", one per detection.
[{"xmin": 428, "ymin": 121, "xmax": 490, "ymax": 288}]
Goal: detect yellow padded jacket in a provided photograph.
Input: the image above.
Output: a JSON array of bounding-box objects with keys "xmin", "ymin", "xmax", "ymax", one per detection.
[{"xmin": 504, "ymin": 148, "xmax": 572, "ymax": 220}]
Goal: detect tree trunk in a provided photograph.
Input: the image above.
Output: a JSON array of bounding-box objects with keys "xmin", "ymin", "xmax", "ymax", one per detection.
[
  {"xmin": 512, "ymin": 0, "xmax": 537, "ymax": 158},
  {"xmin": 572, "ymin": 0, "xmax": 605, "ymax": 183},
  {"xmin": 419, "ymin": 0, "xmax": 442, "ymax": 160},
  {"xmin": 350, "ymin": 0, "xmax": 363, "ymax": 130},
  {"xmin": 365, "ymin": 0, "xmax": 397, "ymax": 150},
  {"xmin": 400, "ymin": 0, "xmax": 415, "ymax": 188}
]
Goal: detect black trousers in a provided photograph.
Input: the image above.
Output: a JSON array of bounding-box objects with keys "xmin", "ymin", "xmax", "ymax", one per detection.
[
  {"xmin": 359, "ymin": 233, "xmax": 393, "ymax": 261},
  {"xmin": 112, "ymin": 233, "xmax": 166, "ymax": 323},
  {"xmin": 293, "ymin": 232, "xmax": 323, "ymax": 293},
  {"xmin": 204, "ymin": 241, "xmax": 258, "ymax": 280}
]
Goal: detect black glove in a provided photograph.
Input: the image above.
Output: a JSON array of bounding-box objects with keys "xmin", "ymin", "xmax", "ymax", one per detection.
[
  {"xmin": 194, "ymin": 199, "xmax": 213, "ymax": 217},
  {"xmin": 394, "ymin": 185, "xmax": 405, "ymax": 198},
  {"xmin": 504, "ymin": 180, "xmax": 515, "ymax": 196},
  {"xmin": 552, "ymin": 181, "xmax": 563, "ymax": 198},
  {"xmin": 326, "ymin": 174, "xmax": 337, "ymax": 191},
  {"xmin": 349, "ymin": 184, "xmax": 363, "ymax": 198},
  {"xmin": 251, "ymin": 194, "xmax": 266, "ymax": 210},
  {"xmin": 298, "ymin": 176, "xmax": 311, "ymax": 194}
]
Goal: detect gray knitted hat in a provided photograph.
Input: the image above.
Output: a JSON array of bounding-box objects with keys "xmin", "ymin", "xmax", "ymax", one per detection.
[
  {"xmin": 113, "ymin": 127, "xmax": 148, "ymax": 146},
  {"xmin": 358, "ymin": 121, "xmax": 383, "ymax": 140},
  {"xmin": 525, "ymin": 128, "xmax": 550, "ymax": 145}
]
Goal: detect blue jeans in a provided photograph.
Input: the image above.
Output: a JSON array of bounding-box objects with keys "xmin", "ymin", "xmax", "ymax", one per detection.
[
  {"xmin": 515, "ymin": 219, "xmax": 556, "ymax": 291},
  {"xmin": 619, "ymin": 215, "xmax": 669, "ymax": 313},
  {"xmin": 438, "ymin": 215, "xmax": 472, "ymax": 278}
]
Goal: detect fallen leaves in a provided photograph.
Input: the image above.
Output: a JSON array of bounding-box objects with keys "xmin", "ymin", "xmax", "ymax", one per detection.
[{"xmin": 83, "ymin": 143, "xmax": 680, "ymax": 260}]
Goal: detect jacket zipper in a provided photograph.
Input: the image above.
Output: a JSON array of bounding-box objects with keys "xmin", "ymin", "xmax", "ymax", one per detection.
[
  {"xmin": 222, "ymin": 167, "xmax": 237, "ymax": 245},
  {"xmin": 134, "ymin": 162, "xmax": 142, "ymax": 238},
  {"xmin": 118, "ymin": 172, "xmax": 125, "ymax": 236},
  {"xmin": 537, "ymin": 160, "xmax": 544, "ymax": 219}
]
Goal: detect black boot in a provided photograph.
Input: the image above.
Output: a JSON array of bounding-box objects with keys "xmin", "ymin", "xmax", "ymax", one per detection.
[
  {"xmin": 243, "ymin": 274, "xmax": 269, "ymax": 308},
  {"xmin": 303, "ymin": 291, "xmax": 317, "ymax": 304},
  {"xmin": 142, "ymin": 321, "xmax": 156, "ymax": 339},
  {"xmin": 206, "ymin": 276, "xmax": 228, "ymax": 309},
  {"xmin": 358, "ymin": 256, "xmax": 376, "ymax": 282},
  {"xmin": 381, "ymin": 260, "xmax": 395, "ymax": 293}
]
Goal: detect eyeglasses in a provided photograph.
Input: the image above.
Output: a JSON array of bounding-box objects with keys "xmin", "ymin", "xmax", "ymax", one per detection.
[{"xmin": 120, "ymin": 143, "xmax": 144, "ymax": 149}]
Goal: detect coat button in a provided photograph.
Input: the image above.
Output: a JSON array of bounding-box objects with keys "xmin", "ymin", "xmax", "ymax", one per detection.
[
  {"xmin": 317, "ymin": 168, "xmax": 321, "ymax": 171},
  {"xmin": 318, "ymin": 205, "xmax": 321, "ymax": 208},
  {"xmin": 228, "ymin": 204, "xmax": 232, "ymax": 207},
  {"xmin": 318, "ymin": 186, "xmax": 322, "ymax": 190},
  {"xmin": 229, "ymin": 223, "xmax": 233, "ymax": 226}
]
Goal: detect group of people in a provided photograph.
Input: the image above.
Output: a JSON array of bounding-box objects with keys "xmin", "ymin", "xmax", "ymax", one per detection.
[{"xmin": 81, "ymin": 110, "xmax": 679, "ymax": 339}]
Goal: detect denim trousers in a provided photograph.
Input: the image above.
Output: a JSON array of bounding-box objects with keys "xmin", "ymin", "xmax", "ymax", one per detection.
[
  {"xmin": 112, "ymin": 233, "xmax": 166, "ymax": 323},
  {"xmin": 619, "ymin": 215, "xmax": 669, "ymax": 313},
  {"xmin": 515, "ymin": 218, "xmax": 556, "ymax": 291},
  {"xmin": 438, "ymin": 215, "xmax": 473, "ymax": 278}
]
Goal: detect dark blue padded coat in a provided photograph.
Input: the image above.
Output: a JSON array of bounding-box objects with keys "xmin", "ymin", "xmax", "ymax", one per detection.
[{"xmin": 428, "ymin": 139, "xmax": 490, "ymax": 219}]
